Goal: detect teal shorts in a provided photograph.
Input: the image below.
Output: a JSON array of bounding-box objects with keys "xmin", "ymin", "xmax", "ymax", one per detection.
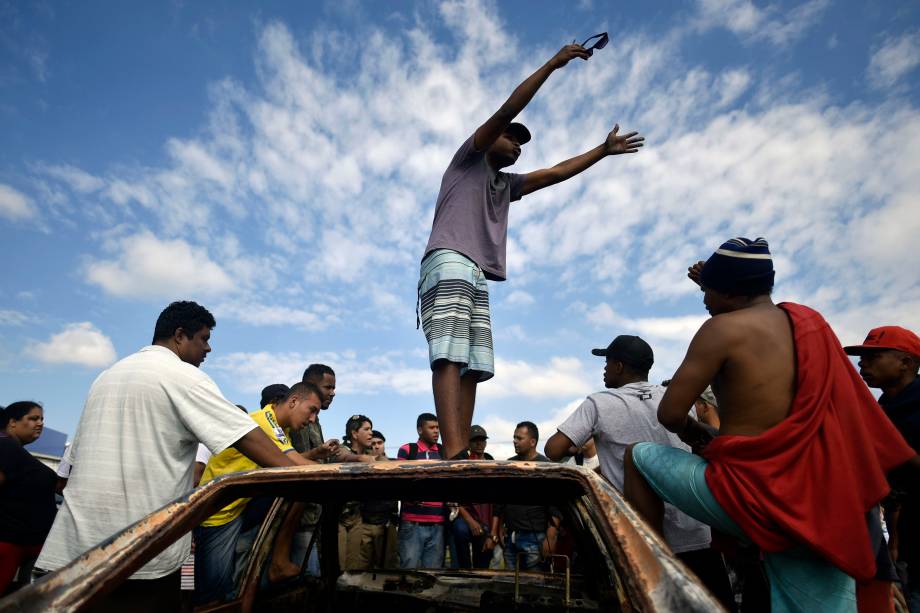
[
  {"xmin": 418, "ymin": 249, "xmax": 494, "ymax": 381},
  {"xmin": 631, "ymin": 442, "xmax": 856, "ymax": 613}
]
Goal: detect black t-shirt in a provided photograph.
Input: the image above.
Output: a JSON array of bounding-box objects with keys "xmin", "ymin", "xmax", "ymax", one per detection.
[
  {"xmin": 0, "ymin": 433, "xmax": 57, "ymax": 544},
  {"xmin": 495, "ymin": 453, "xmax": 561, "ymax": 532},
  {"xmin": 880, "ymin": 377, "xmax": 920, "ymax": 565}
]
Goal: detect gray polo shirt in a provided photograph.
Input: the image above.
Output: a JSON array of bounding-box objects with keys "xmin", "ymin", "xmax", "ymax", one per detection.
[
  {"xmin": 558, "ymin": 382, "xmax": 711, "ymax": 554},
  {"xmin": 423, "ymin": 135, "xmax": 524, "ymax": 281}
]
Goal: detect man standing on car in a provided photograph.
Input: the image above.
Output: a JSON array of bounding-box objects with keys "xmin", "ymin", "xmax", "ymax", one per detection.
[
  {"xmin": 35, "ymin": 301, "xmax": 297, "ymax": 612},
  {"xmin": 419, "ymin": 42, "xmax": 644, "ymax": 459}
]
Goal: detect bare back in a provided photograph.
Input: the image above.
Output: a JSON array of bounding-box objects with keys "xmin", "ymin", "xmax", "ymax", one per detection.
[{"xmin": 711, "ymin": 303, "xmax": 796, "ymax": 436}]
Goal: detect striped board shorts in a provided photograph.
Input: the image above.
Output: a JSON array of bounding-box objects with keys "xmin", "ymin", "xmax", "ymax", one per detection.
[{"xmin": 418, "ymin": 249, "xmax": 494, "ymax": 381}]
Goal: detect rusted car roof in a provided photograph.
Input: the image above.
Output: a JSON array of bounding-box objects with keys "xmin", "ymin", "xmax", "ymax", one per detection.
[{"xmin": 0, "ymin": 461, "xmax": 722, "ymax": 612}]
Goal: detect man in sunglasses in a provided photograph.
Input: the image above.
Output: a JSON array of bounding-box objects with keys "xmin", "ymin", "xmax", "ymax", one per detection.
[{"xmin": 419, "ymin": 40, "xmax": 644, "ymax": 459}]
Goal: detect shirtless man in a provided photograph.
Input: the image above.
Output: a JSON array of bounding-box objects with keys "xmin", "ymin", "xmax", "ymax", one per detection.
[{"xmin": 623, "ymin": 237, "xmax": 916, "ymax": 612}]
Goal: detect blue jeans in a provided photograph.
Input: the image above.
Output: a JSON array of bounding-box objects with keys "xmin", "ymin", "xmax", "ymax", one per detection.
[
  {"xmin": 631, "ymin": 442, "xmax": 856, "ymax": 613},
  {"xmin": 194, "ymin": 515, "xmax": 243, "ymax": 604},
  {"xmin": 451, "ymin": 518, "xmax": 491, "ymax": 569},
  {"xmin": 398, "ymin": 520, "xmax": 444, "ymax": 569},
  {"xmin": 503, "ymin": 531, "xmax": 545, "ymax": 571},
  {"xmin": 291, "ymin": 529, "xmax": 321, "ymax": 577}
]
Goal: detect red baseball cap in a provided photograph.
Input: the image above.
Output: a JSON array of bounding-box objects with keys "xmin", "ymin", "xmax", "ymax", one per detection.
[{"xmin": 843, "ymin": 326, "xmax": 920, "ymax": 358}]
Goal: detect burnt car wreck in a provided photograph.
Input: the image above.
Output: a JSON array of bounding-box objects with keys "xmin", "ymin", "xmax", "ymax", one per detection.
[{"xmin": 0, "ymin": 461, "xmax": 723, "ymax": 612}]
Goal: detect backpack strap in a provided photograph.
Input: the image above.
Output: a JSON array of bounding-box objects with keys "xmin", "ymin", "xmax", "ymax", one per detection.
[{"xmin": 407, "ymin": 443, "xmax": 419, "ymax": 460}]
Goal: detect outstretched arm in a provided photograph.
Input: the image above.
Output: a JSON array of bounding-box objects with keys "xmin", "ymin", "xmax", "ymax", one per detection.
[
  {"xmin": 520, "ymin": 124, "xmax": 644, "ymax": 196},
  {"xmin": 473, "ymin": 44, "xmax": 590, "ymax": 151}
]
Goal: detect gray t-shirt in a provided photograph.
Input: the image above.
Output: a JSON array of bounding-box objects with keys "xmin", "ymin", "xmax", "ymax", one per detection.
[
  {"xmin": 558, "ymin": 382, "xmax": 711, "ymax": 554},
  {"xmin": 423, "ymin": 135, "xmax": 524, "ymax": 281}
]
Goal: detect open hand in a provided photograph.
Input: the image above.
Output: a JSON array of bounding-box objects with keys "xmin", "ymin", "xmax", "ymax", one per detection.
[
  {"xmin": 548, "ymin": 44, "xmax": 591, "ymax": 69},
  {"xmin": 604, "ymin": 124, "xmax": 644, "ymax": 155},
  {"xmin": 687, "ymin": 261, "xmax": 705, "ymax": 286}
]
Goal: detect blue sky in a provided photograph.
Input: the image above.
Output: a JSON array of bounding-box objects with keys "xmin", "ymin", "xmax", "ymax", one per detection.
[{"xmin": 2, "ymin": 0, "xmax": 919, "ymax": 458}]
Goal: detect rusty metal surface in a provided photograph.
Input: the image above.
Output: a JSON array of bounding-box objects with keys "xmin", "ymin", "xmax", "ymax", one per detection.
[{"xmin": 0, "ymin": 461, "xmax": 723, "ymax": 612}]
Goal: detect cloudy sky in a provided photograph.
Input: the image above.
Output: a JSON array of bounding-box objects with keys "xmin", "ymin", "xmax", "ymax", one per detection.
[{"xmin": 2, "ymin": 0, "xmax": 919, "ymax": 458}]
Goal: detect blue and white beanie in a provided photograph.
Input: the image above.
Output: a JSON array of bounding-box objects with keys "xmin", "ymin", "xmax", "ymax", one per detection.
[{"xmin": 700, "ymin": 237, "xmax": 774, "ymax": 295}]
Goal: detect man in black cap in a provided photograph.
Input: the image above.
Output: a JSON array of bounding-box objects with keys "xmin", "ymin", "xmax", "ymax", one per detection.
[
  {"xmin": 449, "ymin": 425, "xmax": 495, "ymax": 568},
  {"xmin": 545, "ymin": 336, "xmax": 732, "ymax": 607},
  {"xmin": 419, "ymin": 43, "xmax": 645, "ymax": 460}
]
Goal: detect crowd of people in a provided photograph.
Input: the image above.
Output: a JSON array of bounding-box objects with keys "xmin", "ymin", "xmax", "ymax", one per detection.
[{"xmin": 0, "ymin": 40, "xmax": 918, "ymax": 613}]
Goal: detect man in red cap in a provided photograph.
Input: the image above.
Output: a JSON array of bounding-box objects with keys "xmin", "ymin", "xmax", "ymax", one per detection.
[
  {"xmin": 419, "ymin": 42, "xmax": 644, "ymax": 459},
  {"xmin": 846, "ymin": 326, "xmax": 920, "ymax": 611}
]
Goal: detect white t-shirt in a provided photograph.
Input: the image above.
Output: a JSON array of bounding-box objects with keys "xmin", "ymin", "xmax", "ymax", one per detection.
[
  {"xmin": 56, "ymin": 443, "xmax": 74, "ymax": 479},
  {"xmin": 195, "ymin": 443, "xmax": 212, "ymax": 465},
  {"xmin": 36, "ymin": 345, "xmax": 257, "ymax": 579},
  {"xmin": 565, "ymin": 453, "xmax": 600, "ymax": 471},
  {"xmin": 557, "ymin": 382, "xmax": 711, "ymax": 554}
]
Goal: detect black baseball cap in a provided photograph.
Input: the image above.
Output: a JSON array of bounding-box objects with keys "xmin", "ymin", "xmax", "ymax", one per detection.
[
  {"xmin": 505, "ymin": 122, "xmax": 531, "ymax": 144},
  {"xmin": 591, "ymin": 335, "xmax": 654, "ymax": 371},
  {"xmin": 260, "ymin": 383, "xmax": 290, "ymax": 408},
  {"xmin": 470, "ymin": 425, "xmax": 488, "ymax": 440}
]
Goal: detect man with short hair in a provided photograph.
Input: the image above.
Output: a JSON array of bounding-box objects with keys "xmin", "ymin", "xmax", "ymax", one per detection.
[
  {"xmin": 35, "ymin": 301, "xmax": 298, "ymax": 612},
  {"xmin": 491, "ymin": 423, "xmax": 561, "ymax": 570},
  {"xmin": 622, "ymin": 238, "xmax": 917, "ymax": 611},
  {"xmin": 544, "ymin": 336, "xmax": 729, "ymax": 607},
  {"xmin": 369, "ymin": 430, "xmax": 387, "ymax": 459},
  {"xmin": 194, "ymin": 383, "xmax": 322, "ymax": 604},
  {"xmin": 357, "ymin": 429, "xmax": 399, "ymax": 569},
  {"xmin": 845, "ymin": 326, "xmax": 920, "ymax": 611},
  {"xmin": 419, "ymin": 43, "xmax": 644, "ymax": 459},
  {"xmin": 396, "ymin": 413, "xmax": 446, "ymax": 568},
  {"xmin": 450, "ymin": 425, "xmax": 494, "ymax": 569}
]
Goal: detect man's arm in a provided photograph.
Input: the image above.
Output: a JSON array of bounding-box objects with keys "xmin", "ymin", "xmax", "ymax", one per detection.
[
  {"xmin": 302, "ymin": 439, "xmax": 340, "ymax": 461},
  {"xmin": 233, "ymin": 428, "xmax": 298, "ymax": 468},
  {"xmin": 520, "ymin": 125, "xmax": 644, "ymax": 196},
  {"xmin": 544, "ymin": 431, "xmax": 577, "ymax": 462},
  {"xmin": 473, "ymin": 44, "xmax": 590, "ymax": 151},
  {"xmin": 658, "ymin": 319, "xmax": 729, "ymax": 433}
]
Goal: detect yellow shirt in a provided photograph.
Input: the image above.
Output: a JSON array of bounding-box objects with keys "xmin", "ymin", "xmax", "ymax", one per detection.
[{"xmin": 199, "ymin": 405, "xmax": 293, "ymax": 527}]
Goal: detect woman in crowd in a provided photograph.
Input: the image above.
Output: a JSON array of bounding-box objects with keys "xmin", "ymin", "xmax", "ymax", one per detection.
[
  {"xmin": 0, "ymin": 401, "xmax": 57, "ymax": 594},
  {"xmin": 338, "ymin": 415, "xmax": 375, "ymax": 570}
]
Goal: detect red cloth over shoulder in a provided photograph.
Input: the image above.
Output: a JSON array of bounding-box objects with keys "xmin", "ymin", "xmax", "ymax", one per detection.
[{"xmin": 702, "ymin": 302, "xmax": 915, "ymax": 581}]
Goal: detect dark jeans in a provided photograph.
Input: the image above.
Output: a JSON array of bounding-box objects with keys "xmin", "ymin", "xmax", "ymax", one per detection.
[
  {"xmin": 450, "ymin": 518, "xmax": 491, "ymax": 569},
  {"xmin": 677, "ymin": 547, "xmax": 737, "ymax": 613},
  {"xmin": 85, "ymin": 570, "xmax": 181, "ymax": 613}
]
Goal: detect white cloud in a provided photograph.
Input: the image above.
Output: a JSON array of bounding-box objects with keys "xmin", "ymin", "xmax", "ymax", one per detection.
[
  {"xmin": 214, "ymin": 302, "xmax": 333, "ymax": 331},
  {"xmin": 0, "ymin": 310, "xmax": 32, "ymax": 326},
  {"xmin": 693, "ymin": 0, "xmax": 830, "ymax": 46},
  {"xmin": 85, "ymin": 231, "xmax": 235, "ymax": 299},
  {"xmin": 868, "ymin": 31, "xmax": 920, "ymax": 89},
  {"xmin": 27, "ymin": 322, "xmax": 117, "ymax": 368},
  {"xmin": 39, "ymin": 164, "xmax": 106, "ymax": 193},
  {"xmin": 0, "ymin": 183, "xmax": 37, "ymax": 221},
  {"xmin": 503, "ymin": 289, "xmax": 535, "ymax": 307},
  {"xmin": 481, "ymin": 356, "xmax": 595, "ymax": 400},
  {"xmin": 207, "ymin": 350, "xmax": 431, "ymax": 396}
]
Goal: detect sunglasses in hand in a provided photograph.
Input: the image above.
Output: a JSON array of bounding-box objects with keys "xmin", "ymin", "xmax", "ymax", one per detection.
[{"xmin": 577, "ymin": 32, "xmax": 609, "ymax": 56}]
